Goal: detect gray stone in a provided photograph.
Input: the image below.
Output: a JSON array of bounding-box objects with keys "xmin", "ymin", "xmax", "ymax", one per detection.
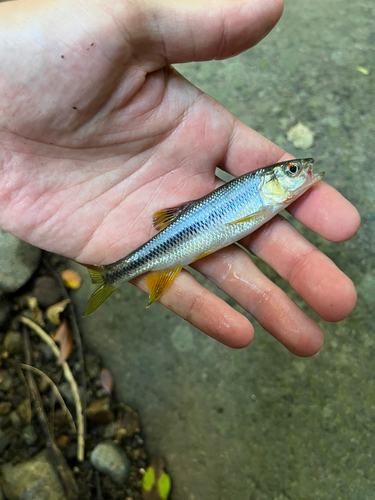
[
  {"xmin": 0, "ymin": 370, "xmax": 12, "ymax": 392},
  {"xmin": 1, "ymin": 449, "xmax": 77, "ymax": 500},
  {"xmin": 32, "ymin": 276, "xmax": 61, "ymax": 308},
  {"xmin": 90, "ymin": 441, "xmax": 130, "ymax": 484},
  {"xmin": 0, "ymin": 229, "xmax": 41, "ymax": 293}
]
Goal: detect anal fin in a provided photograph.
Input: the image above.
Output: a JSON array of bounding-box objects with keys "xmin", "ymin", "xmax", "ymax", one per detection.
[
  {"xmin": 145, "ymin": 267, "xmax": 183, "ymax": 307},
  {"xmin": 84, "ymin": 284, "xmax": 117, "ymax": 315}
]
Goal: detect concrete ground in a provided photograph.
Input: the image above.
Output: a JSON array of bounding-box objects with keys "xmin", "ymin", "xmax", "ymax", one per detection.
[{"xmin": 72, "ymin": 0, "xmax": 375, "ymax": 498}]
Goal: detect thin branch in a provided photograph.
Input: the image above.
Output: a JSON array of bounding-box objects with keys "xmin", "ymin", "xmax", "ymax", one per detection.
[
  {"xmin": 20, "ymin": 363, "xmax": 76, "ymax": 433},
  {"xmin": 43, "ymin": 258, "xmax": 87, "ymax": 435},
  {"xmin": 23, "ymin": 326, "xmax": 78, "ymax": 500},
  {"xmin": 20, "ymin": 316, "xmax": 84, "ymax": 462}
]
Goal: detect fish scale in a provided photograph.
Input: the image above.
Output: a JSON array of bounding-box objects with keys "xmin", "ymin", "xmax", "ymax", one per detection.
[{"xmin": 82, "ymin": 158, "xmax": 324, "ymax": 314}]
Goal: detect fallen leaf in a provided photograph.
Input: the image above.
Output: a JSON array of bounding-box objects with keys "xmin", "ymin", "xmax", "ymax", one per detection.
[
  {"xmin": 53, "ymin": 320, "xmax": 73, "ymax": 365},
  {"xmin": 357, "ymin": 66, "xmax": 369, "ymax": 75},
  {"xmin": 100, "ymin": 368, "xmax": 114, "ymax": 394},
  {"xmin": 46, "ymin": 298, "xmax": 70, "ymax": 326},
  {"xmin": 27, "ymin": 297, "xmax": 45, "ymax": 327},
  {"xmin": 143, "ymin": 458, "xmax": 171, "ymax": 500},
  {"xmin": 61, "ymin": 269, "xmax": 82, "ymax": 289},
  {"xmin": 286, "ymin": 122, "xmax": 314, "ymax": 150}
]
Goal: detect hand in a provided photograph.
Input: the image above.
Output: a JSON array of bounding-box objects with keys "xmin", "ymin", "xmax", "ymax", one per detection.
[{"xmin": 0, "ymin": 0, "xmax": 359, "ymax": 355}]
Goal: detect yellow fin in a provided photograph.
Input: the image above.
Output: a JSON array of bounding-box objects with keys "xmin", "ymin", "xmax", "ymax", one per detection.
[
  {"xmin": 145, "ymin": 267, "xmax": 182, "ymax": 307},
  {"xmin": 153, "ymin": 202, "xmax": 192, "ymax": 231},
  {"xmin": 225, "ymin": 207, "xmax": 267, "ymax": 225},
  {"xmin": 83, "ymin": 284, "xmax": 117, "ymax": 315},
  {"xmin": 76, "ymin": 262, "xmax": 104, "ymax": 284},
  {"xmin": 192, "ymin": 250, "xmax": 214, "ymax": 262}
]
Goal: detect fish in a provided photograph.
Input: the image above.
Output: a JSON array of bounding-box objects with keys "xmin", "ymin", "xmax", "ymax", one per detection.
[{"xmin": 82, "ymin": 158, "xmax": 324, "ymax": 315}]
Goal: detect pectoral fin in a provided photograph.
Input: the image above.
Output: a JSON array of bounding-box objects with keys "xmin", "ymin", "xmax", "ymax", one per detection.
[
  {"xmin": 225, "ymin": 207, "xmax": 267, "ymax": 225},
  {"xmin": 145, "ymin": 267, "xmax": 183, "ymax": 307},
  {"xmin": 153, "ymin": 202, "xmax": 193, "ymax": 231},
  {"xmin": 84, "ymin": 284, "xmax": 117, "ymax": 315}
]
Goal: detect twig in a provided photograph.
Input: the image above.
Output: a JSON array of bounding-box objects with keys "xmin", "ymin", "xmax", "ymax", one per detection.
[
  {"xmin": 20, "ymin": 363, "xmax": 76, "ymax": 433},
  {"xmin": 21, "ymin": 316, "xmax": 85, "ymax": 462},
  {"xmin": 23, "ymin": 326, "xmax": 79, "ymax": 500},
  {"xmin": 42, "ymin": 258, "xmax": 87, "ymax": 406},
  {"xmin": 12, "ymin": 361, "xmax": 32, "ymax": 423}
]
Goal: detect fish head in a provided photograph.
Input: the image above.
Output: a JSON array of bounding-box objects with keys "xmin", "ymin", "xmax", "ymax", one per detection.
[
  {"xmin": 259, "ymin": 158, "xmax": 324, "ymax": 205},
  {"xmin": 273, "ymin": 158, "xmax": 324, "ymax": 199}
]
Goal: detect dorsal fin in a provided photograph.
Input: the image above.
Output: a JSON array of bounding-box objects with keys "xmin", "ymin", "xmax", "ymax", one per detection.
[{"xmin": 153, "ymin": 201, "xmax": 193, "ymax": 231}]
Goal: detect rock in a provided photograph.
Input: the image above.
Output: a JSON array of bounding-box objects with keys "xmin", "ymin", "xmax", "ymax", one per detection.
[
  {"xmin": 33, "ymin": 275, "xmax": 61, "ymax": 308},
  {"xmin": 16, "ymin": 399, "xmax": 31, "ymax": 423},
  {"xmin": 0, "ymin": 402, "xmax": 11, "ymax": 415},
  {"xmin": 3, "ymin": 331, "xmax": 23, "ymax": 354},
  {"xmin": 117, "ymin": 404, "xmax": 140, "ymax": 438},
  {"xmin": 86, "ymin": 397, "xmax": 114, "ymax": 425},
  {"xmin": 286, "ymin": 122, "xmax": 315, "ymax": 150},
  {"xmin": 22, "ymin": 424, "xmax": 37, "ymax": 446},
  {"xmin": 9, "ymin": 411, "xmax": 21, "ymax": 428},
  {"xmin": 0, "ymin": 300, "xmax": 11, "ymax": 328},
  {"xmin": 0, "ymin": 229, "xmax": 41, "ymax": 293},
  {"xmin": 0, "ymin": 430, "xmax": 10, "ymax": 454},
  {"xmin": 0, "ymin": 370, "xmax": 12, "ymax": 392},
  {"xmin": 1, "ymin": 449, "xmax": 78, "ymax": 500},
  {"xmin": 90, "ymin": 441, "xmax": 131, "ymax": 484}
]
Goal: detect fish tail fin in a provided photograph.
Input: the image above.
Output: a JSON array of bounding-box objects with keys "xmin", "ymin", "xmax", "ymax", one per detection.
[
  {"xmin": 76, "ymin": 262, "xmax": 104, "ymax": 284},
  {"xmin": 83, "ymin": 284, "xmax": 117, "ymax": 316}
]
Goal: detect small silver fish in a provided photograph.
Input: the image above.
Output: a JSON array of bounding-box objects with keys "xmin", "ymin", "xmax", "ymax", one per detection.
[{"xmin": 82, "ymin": 158, "xmax": 324, "ymax": 314}]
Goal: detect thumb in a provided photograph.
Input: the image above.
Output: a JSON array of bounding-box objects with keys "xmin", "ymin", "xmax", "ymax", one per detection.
[{"xmin": 131, "ymin": 0, "xmax": 284, "ymax": 65}]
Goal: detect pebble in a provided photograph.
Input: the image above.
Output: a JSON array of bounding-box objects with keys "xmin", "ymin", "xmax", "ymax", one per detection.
[
  {"xmin": 16, "ymin": 399, "xmax": 31, "ymax": 423},
  {"xmin": 86, "ymin": 397, "xmax": 114, "ymax": 425},
  {"xmin": 0, "ymin": 370, "xmax": 12, "ymax": 392},
  {"xmin": 9, "ymin": 411, "xmax": 21, "ymax": 428},
  {"xmin": 0, "ymin": 229, "xmax": 41, "ymax": 293},
  {"xmin": 1, "ymin": 449, "xmax": 78, "ymax": 500},
  {"xmin": 0, "ymin": 402, "xmax": 11, "ymax": 415},
  {"xmin": 3, "ymin": 330, "xmax": 23, "ymax": 354},
  {"xmin": 33, "ymin": 275, "xmax": 61, "ymax": 308},
  {"xmin": 23, "ymin": 424, "xmax": 38, "ymax": 446},
  {"xmin": 90, "ymin": 441, "xmax": 131, "ymax": 484}
]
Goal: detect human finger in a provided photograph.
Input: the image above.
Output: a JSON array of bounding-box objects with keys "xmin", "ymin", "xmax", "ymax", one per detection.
[
  {"xmin": 132, "ymin": 0, "xmax": 284, "ymax": 65},
  {"xmin": 191, "ymin": 246, "xmax": 324, "ymax": 357},
  {"xmin": 241, "ymin": 215, "xmax": 357, "ymax": 322},
  {"xmin": 131, "ymin": 269, "xmax": 254, "ymax": 349},
  {"xmin": 221, "ymin": 120, "xmax": 360, "ymax": 242}
]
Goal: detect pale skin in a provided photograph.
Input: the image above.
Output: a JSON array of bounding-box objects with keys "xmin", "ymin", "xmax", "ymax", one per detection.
[{"xmin": 0, "ymin": 0, "xmax": 359, "ymax": 355}]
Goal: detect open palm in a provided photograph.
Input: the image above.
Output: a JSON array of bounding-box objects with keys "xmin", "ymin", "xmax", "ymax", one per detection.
[{"xmin": 0, "ymin": 0, "xmax": 359, "ymax": 354}]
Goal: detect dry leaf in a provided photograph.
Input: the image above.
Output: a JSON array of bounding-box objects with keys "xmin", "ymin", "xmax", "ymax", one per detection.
[
  {"xmin": 100, "ymin": 368, "xmax": 114, "ymax": 395},
  {"xmin": 53, "ymin": 320, "xmax": 73, "ymax": 365},
  {"xmin": 61, "ymin": 269, "xmax": 82, "ymax": 289},
  {"xmin": 357, "ymin": 66, "xmax": 369, "ymax": 76},
  {"xmin": 27, "ymin": 297, "xmax": 45, "ymax": 327},
  {"xmin": 46, "ymin": 298, "xmax": 70, "ymax": 326}
]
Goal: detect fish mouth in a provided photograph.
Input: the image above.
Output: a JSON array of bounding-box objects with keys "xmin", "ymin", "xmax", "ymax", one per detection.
[{"xmin": 304, "ymin": 159, "xmax": 324, "ymax": 182}]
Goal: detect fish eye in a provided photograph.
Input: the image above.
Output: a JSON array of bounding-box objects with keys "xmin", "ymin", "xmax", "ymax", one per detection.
[{"xmin": 286, "ymin": 163, "xmax": 299, "ymax": 175}]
